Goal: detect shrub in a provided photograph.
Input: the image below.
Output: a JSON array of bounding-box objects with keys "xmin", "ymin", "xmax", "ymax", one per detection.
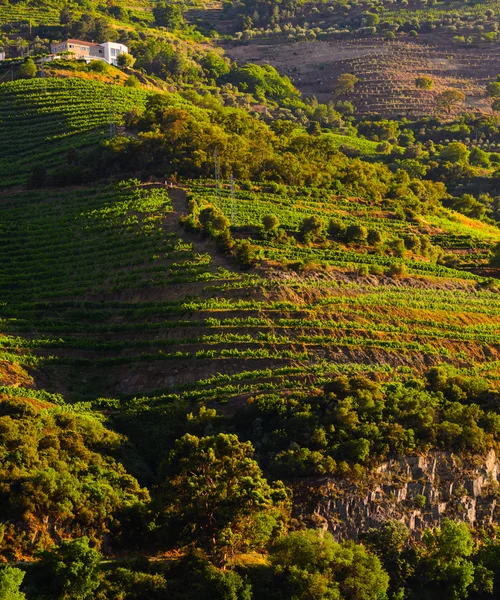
[
  {"xmin": 300, "ymin": 216, "xmax": 325, "ymax": 243},
  {"xmin": 390, "ymin": 239, "xmax": 406, "ymax": 258},
  {"xmin": 125, "ymin": 75, "xmax": 140, "ymax": 88},
  {"xmin": 328, "ymin": 219, "xmax": 346, "ymax": 240},
  {"xmin": 235, "ymin": 240, "xmax": 258, "ymax": 269},
  {"xmin": 262, "ymin": 214, "xmax": 280, "ymax": 235},
  {"xmin": 369, "ymin": 264, "xmax": 385, "ymax": 276},
  {"xmin": 414, "ymin": 494, "xmax": 427, "ymax": 508},
  {"xmin": 117, "ymin": 53, "xmax": 136, "ymax": 68},
  {"xmin": 198, "ymin": 206, "xmax": 229, "ymax": 234},
  {"xmin": 345, "ymin": 224, "xmax": 368, "ymax": 243},
  {"xmin": 439, "ymin": 142, "xmax": 469, "ymax": 163},
  {"xmin": 387, "ymin": 263, "xmax": 407, "ymax": 278},
  {"xmin": 367, "ymin": 229, "xmax": 384, "ymax": 245},
  {"xmin": 18, "ymin": 58, "xmax": 36, "ymax": 79},
  {"xmin": 415, "ymin": 76, "xmax": 433, "ymax": 90},
  {"xmin": 88, "ymin": 60, "xmax": 108, "ymax": 73},
  {"xmin": 469, "ymin": 146, "xmax": 490, "ymax": 167}
]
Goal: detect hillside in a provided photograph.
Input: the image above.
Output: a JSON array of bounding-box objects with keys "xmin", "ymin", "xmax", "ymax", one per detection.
[{"xmin": 1, "ymin": 2, "xmax": 500, "ymax": 597}]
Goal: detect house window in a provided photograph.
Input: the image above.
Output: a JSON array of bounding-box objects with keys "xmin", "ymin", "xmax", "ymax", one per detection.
[{"xmin": 69, "ymin": 44, "xmax": 74, "ymax": 48}]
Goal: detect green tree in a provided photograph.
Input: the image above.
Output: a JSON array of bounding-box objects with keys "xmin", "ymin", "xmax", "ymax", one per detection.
[
  {"xmin": 38, "ymin": 537, "xmax": 101, "ymax": 600},
  {"xmin": 416, "ymin": 76, "xmax": 433, "ymax": 90},
  {"xmin": 262, "ymin": 214, "xmax": 280, "ymax": 236},
  {"xmin": 156, "ymin": 433, "xmax": 290, "ymax": 565},
  {"xmin": 334, "ymin": 73, "xmax": 359, "ymax": 98},
  {"xmin": 18, "ymin": 58, "xmax": 36, "ymax": 79},
  {"xmin": 59, "ymin": 5, "xmax": 74, "ymax": 25},
  {"xmin": 364, "ymin": 520, "xmax": 410, "ymax": 597},
  {"xmin": 117, "ymin": 53, "xmax": 136, "ymax": 68},
  {"xmin": 345, "ymin": 224, "xmax": 368, "ymax": 243},
  {"xmin": 469, "ymin": 146, "xmax": 490, "ymax": 167},
  {"xmin": 269, "ymin": 530, "xmax": 389, "ymax": 600},
  {"xmin": 0, "ymin": 567, "xmax": 26, "ymax": 600},
  {"xmin": 300, "ymin": 216, "xmax": 325, "ymax": 243},
  {"xmin": 436, "ymin": 89, "xmax": 465, "ymax": 113},
  {"xmin": 486, "ymin": 81, "xmax": 500, "ymax": 97},
  {"xmin": 200, "ymin": 52, "xmax": 230, "ymax": 80},
  {"xmin": 439, "ymin": 142, "xmax": 469, "ymax": 163},
  {"xmin": 412, "ymin": 520, "xmax": 482, "ymax": 600},
  {"xmin": 153, "ymin": 2, "xmax": 185, "ymax": 29},
  {"xmin": 364, "ymin": 12, "xmax": 380, "ymax": 26},
  {"xmin": 125, "ymin": 75, "xmax": 140, "ymax": 88},
  {"xmin": 199, "ymin": 206, "xmax": 229, "ymax": 234},
  {"xmin": 490, "ymin": 241, "xmax": 500, "ymax": 266}
]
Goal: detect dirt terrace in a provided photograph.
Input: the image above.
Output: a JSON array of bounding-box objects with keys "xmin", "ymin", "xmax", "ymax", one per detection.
[{"xmin": 223, "ymin": 34, "xmax": 499, "ymax": 116}]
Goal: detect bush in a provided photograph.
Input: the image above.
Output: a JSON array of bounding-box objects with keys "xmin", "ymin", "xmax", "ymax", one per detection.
[
  {"xmin": 367, "ymin": 229, "xmax": 384, "ymax": 246},
  {"xmin": 345, "ymin": 224, "xmax": 368, "ymax": 243},
  {"xmin": 18, "ymin": 58, "xmax": 36, "ymax": 79},
  {"xmin": 88, "ymin": 60, "xmax": 108, "ymax": 73},
  {"xmin": 415, "ymin": 76, "xmax": 433, "ymax": 90},
  {"xmin": 387, "ymin": 263, "xmax": 407, "ymax": 278},
  {"xmin": 414, "ymin": 494, "xmax": 427, "ymax": 508},
  {"xmin": 469, "ymin": 146, "xmax": 490, "ymax": 167},
  {"xmin": 262, "ymin": 214, "xmax": 280, "ymax": 236},
  {"xmin": 439, "ymin": 142, "xmax": 469, "ymax": 164},
  {"xmin": 198, "ymin": 206, "xmax": 229, "ymax": 234},
  {"xmin": 300, "ymin": 216, "xmax": 325, "ymax": 243},
  {"xmin": 125, "ymin": 75, "xmax": 140, "ymax": 88},
  {"xmin": 235, "ymin": 240, "xmax": 258, "ymax": 270},
  {"xmin": 328, "ymin": 219, "xmax": 346, "ymax": 240},
  {"xmin": 117, "ymin": 53, "xmax": 136, "ymax": 68},
  {"xmin": 369, "ymin": 264, "xmax": 385, "ymax": 276}
]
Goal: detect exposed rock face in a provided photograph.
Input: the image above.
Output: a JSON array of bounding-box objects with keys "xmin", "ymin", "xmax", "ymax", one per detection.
[{"xmin": 315, "ymin": 450, "xmax": 500, "ymax": 539}]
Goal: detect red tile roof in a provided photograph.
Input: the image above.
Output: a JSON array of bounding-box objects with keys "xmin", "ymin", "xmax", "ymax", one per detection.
[{"xmin": 56, "ymin": 39, "xmax": 102, "ymax": 47}]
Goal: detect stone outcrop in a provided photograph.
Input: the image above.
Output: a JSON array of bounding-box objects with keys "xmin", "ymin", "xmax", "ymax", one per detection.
[{"xmin": 314, "ymin": 450, "xmax": 500, "ymax": 539}]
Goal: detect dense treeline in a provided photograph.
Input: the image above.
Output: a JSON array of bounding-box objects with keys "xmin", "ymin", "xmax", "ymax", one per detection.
[
  {"xmin": 64, "ymin": 90, "xmax": 447, "ymax": 214},
  {"xmin": 3, "ymin": 366, "xmax": 500, "ymax": 598}
]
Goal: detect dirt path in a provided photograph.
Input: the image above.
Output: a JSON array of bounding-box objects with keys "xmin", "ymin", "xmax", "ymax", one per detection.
[{"xmin": 166, "ymin": 186, "xmax": 239, "ymax": 273}]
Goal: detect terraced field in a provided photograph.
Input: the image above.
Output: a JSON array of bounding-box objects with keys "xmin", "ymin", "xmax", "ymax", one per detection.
[
  {"xmin": 0, "ymin": 78, "xmax": 151, "ymax": 186},
  {"xmin": 1, "ymin": 181, "xmax": 500, "ymax": 412},
  {"xmin": 0, "ymin": 76, "xmax": 499, "ymax": 425},
  {"xmin": 224, "ymin": 36, "xmax": 498, "ymax": 116},
  {"xmin": 189, "ymin": 183, "xmax": 500, "ymax": 274}
]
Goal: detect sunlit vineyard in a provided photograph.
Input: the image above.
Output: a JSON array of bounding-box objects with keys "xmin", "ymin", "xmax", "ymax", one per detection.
[
  {"xmin": 189, "ymin": 182, "xmax": 499, "ymax": 276},
  {"xmin": 0, "ymin": 181, "xmax": 499, "ymax": 407}
]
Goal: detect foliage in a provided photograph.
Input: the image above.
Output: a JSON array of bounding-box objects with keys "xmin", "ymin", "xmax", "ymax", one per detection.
[
  {"xmin": 155, "ymin": 433, "xmax": 290, "ymax": 565},
  {"xmin": 18, "ymin": 58, "xmax": 36, "ymax": 79},
  {"xmin": 37, "ymin": 537, "xmax": 101, "ymax": 600},
  {"xmin": 266, "ymin": 530, "xmax": 389, "ymax": 600},
  {"xmin": 0, "ymin": 397, "xmax": 149, "ymax": 558},
  {"xmin": 153, "ymin": 2, "xmax": 185, "ymax": 29},
  {"xmin": 0, "ymin": 567, "xmax": 26, "ymax": 600},
  {"xmin": 436, "ymin": 90, "xmax": 466, "ymax": 113}
]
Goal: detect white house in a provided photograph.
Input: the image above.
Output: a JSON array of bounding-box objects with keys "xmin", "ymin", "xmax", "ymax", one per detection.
[
  {"xmin": 100, "ymin": 42, "xmax": 128, "ymax": 66},
  {"xmin": 0, "ymin": 51, "xmax": 6, "ymax": 61},
  {"xmin": 50, "ymin": 40, "xmax": 129, "ymax": 65}
]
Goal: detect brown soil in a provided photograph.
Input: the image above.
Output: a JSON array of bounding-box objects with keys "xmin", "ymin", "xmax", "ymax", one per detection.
[{"xmin": 223, "ymin": 34, "xmax": 499, "ymax": 117}]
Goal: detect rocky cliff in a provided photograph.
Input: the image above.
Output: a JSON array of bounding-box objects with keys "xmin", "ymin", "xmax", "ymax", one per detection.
[{"xmin": 313, "ymin": 450, "xmax": 500, "ymax": 538}]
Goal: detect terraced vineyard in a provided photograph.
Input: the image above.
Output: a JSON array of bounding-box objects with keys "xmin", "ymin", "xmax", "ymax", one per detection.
[
  {"xmin": 0, "ymin": 4, "xmax": 60, "ymax": 25},
  {"xmin": 1, "ymin": 181, "xmax": 500, "ymax": 411},
  {"xmin": 189, "ymin": 183, "xmax": 499, "ymax": 275},
  {"xmin": 0, "ymin": 79, "xmax": 151, "ymax": 186}
]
